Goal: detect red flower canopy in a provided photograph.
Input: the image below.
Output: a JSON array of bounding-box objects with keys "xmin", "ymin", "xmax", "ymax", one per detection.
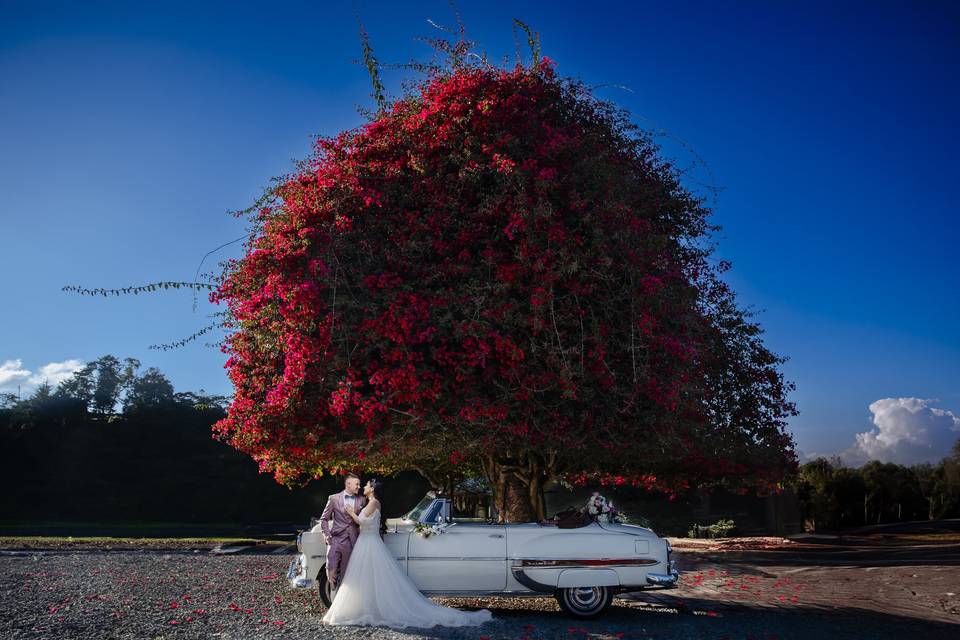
[{"xmin": 210, "ymin": 56, "xmax": 797, "ymax": 503}]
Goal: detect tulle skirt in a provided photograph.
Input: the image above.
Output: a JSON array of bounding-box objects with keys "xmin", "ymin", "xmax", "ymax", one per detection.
[{"xmin": 321, "ymin": 530, "xmax": 494, "ymax": 629}]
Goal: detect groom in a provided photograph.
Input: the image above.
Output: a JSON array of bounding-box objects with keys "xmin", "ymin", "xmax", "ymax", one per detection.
[{"xmin": 318, "ymin": 472, "xmax": 367, "ymax": 600}]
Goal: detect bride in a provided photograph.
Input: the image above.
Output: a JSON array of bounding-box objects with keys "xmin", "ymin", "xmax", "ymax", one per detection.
[{"xmin": 321, "ymin": 478, "xmax": 494, "ymax": 629}]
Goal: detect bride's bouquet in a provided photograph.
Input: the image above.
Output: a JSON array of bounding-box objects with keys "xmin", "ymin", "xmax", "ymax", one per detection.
[
  {"xmin": 413, "ymin": 521, "xmax": 454, "ymax": 538},
  {"xmin": 583, "ymin": 491, "xmax": 621, "ymax": 523}
]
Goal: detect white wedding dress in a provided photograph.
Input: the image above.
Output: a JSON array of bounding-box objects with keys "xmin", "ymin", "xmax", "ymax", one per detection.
[{"xmin": 321, "ymin": 508, "xmax": 493, "ymax": 629}]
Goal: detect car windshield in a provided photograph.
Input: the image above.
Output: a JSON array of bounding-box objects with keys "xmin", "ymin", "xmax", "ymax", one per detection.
[{"xmin": 402, "ymin": 494, "xmax": 436, "ymax": 522}]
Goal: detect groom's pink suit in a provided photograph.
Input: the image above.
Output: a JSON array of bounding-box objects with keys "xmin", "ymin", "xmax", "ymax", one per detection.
[{"xmin": 319, "ymin": 490, "xmax": 368, "ymax": 590}]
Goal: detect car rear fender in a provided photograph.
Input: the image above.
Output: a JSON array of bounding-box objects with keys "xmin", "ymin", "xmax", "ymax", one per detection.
[{"xmin": 557, "ymin": 568, "xmax": 620, "ymax": 588}]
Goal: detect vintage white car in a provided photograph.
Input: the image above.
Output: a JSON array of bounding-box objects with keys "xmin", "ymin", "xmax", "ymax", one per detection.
[{"xmin": 286, "ymin": 492, "xmax": 679, "ymax": 618}]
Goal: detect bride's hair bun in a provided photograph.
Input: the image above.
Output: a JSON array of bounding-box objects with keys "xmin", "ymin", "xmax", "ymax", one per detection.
[{"xmin": 369, "ymin": 477, "xmax": 385, "ymax": 502}]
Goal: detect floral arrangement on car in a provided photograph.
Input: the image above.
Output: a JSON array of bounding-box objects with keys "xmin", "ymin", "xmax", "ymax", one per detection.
[
  {"xmin": 413, "ymin": 521, "xmax": 455, "ymax": 538},
  {"xmin": 583, "ymin": 492, "xmax": 623, "ymax": 523}
]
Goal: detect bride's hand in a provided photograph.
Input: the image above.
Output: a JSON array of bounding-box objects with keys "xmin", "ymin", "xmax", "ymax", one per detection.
[{"xmin": 346, "ymin": 504, "xmax": 355, "ymax": 515}]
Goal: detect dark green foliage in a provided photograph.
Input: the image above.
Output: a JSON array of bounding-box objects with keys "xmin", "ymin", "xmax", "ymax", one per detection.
[
  {"xmin": 688, "ymin": 518, "xmax": 736, "ymax": 538},
  {"xmin": 795, "ymin": 452, "xmax": 960, "ymax": 531},
  {"xmin": 0, "ymin": 356, "xmax": 375, "ymax": 524}
]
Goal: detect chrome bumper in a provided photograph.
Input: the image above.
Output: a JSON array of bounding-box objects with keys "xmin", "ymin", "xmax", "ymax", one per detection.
[
  {"xmin": 646, "ymin": 560, "xmax": 680, "ymax": 588},
  {"xmin": 645, "ymin": 570, "xmax": 679, "ymax": 587},
  {"xmin": 647, "ymin": 569, "xmax": 680, "ymax": 589},
  {"xmin": 287, "ymin": 555, "xmax": 313, "ymax": 588}
]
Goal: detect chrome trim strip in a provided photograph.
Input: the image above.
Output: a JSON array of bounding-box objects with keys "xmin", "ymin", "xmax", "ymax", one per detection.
[
  {"xmin": 419, "ymin": 590, "xmax": 540, "ymax": 596},
  {"xmin": 518, "ymin": 558, "xmax": 658, "ymax": 568},
  {"xmin": 406, "ymin": 557, "xmax": 661, "ymax": 565},
  {"xmin": 408, "ymin": 556, "xmax": 509, "ymax": 561},
  {"xmin": 514, "ymin": 563, "xmax": 657, "ymax": 571},
  {"xmin": 510, "ymin": 556, "xmax": 662, "ymax": 561}
]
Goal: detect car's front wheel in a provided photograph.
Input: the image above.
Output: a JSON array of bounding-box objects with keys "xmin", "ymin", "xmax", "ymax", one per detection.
[
  {"xmin": 555, "ymin": 586, "xmax": 614, "ymax": 619},
  {"xmin": 316, "ymin": 569, "xmax": 332, "ymax": 607}
]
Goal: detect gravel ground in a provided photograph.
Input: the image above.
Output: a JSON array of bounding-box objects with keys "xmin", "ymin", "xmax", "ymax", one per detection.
[{"xmin": 1, "ymin": 548, "xmax": 957, "ymax": 639}]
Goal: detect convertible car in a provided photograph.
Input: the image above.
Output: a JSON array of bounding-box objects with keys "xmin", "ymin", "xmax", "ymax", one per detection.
[{"xmin": 286, "ymin": 492, "xmax": 679, "ymax": 619}]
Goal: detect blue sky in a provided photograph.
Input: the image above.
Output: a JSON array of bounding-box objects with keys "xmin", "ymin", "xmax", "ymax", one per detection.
[{"xmin": 1, "ymin": 1, "xmax": 958, "ymax": 465}]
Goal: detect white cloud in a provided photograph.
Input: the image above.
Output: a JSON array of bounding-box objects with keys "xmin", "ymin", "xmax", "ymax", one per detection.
[
  {"xmin": 0, "ymin": 358, "xmax": 86, "ymax": 395},
  {"xmin": 841, "ymin": 397, "xmax": 960, "ymax": 466},
  {"xmin": 29, "ymin": 359, "xmax": 85, "ymax": 388},
  {"xmin": 0, "ymin": 359, "xmax": 32, "ymax": 391}
]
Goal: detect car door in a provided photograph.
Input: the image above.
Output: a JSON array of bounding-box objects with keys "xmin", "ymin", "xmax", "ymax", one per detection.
[
  {"xmin": 406, "ymin": 523, "xmax": 507, "ymax": 592},
  {"xmin": 382, "ymin": 527, "xmax": 410, "ymax": 569}
]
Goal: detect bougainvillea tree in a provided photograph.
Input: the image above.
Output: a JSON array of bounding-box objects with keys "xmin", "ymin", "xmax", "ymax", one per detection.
[{"xmin": 206, "ymin": 43, "xmax": 798, "ymax": 521}]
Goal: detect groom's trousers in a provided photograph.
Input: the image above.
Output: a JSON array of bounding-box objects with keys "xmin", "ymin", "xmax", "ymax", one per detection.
[{"xmin": 326, "ymin": 532, "xmax": 355, "ymax": 589}]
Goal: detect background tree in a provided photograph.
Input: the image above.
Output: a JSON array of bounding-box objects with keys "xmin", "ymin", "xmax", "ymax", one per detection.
[
  {"xmin": 90, "ymin": 355, "xmax": 122, "ymax": 415},
  {"xmin": 796, "ymin": 457, "xmax": 840, "ymax": 530},
  {"xmin": 173, "ymin": 389, "xmax": 232, "ymax": 412},
  {"xmin": 913, "ymin": 462, "xmax": 945, "ymax": 520},
  {"xmin": 30, "ymin": 380, "xmax": 54, "ymax": 403},
  {"xmin": 0, "ymin": 392, "xmax": 17, "ymax": 410},
  {"xmin": 55, "ymin": 361, "xmax": 97, "ymax": 410},
  {"xmin": 52, "ymin": 355, "xmax": 141, "ymax": 417},
  {"xmin": 941, "ymin": 440, "xmax": 960, "ymax": 516},
  {"xmin": 122, "ymin": 367, "xmax": 176, "ymax": 413},
  {"xmin": 0, "ymin": 360, "xmax": 366, "ymax": 526},
  {"xmin": 795, "ymin": 448, "xmax": 960, "ymax": 531},
  {"xmin": 831, "ymin": 464, "xmax": 866, "ymax": 526},
  {"xmin": 862, "ymin": 461, "xmax": 894, "ymax": 524}
]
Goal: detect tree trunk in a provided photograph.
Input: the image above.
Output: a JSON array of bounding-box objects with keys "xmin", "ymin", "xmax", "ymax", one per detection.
[
  {"xmin": 501, "ymin": 467, "xmax": 536, "ymax": 522},
  {"xmin": 482, "ymin": 450, "xmax": 554, "ymax": 523}
]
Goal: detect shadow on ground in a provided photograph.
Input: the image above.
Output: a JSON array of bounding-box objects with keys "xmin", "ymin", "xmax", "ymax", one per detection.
[{"xmin": 410, "ymin": 597, "xmax": 960, "ymax": 640}]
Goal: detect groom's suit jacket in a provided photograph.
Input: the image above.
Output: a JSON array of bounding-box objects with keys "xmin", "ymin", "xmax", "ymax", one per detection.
[{"xmin": 319, "ymin": 490, "xmax": 368, "ymax": 543}]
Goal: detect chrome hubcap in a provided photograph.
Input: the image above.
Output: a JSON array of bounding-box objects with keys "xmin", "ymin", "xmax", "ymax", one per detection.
[{"xmin": 568, "ymin": 587, "xmax": 603, "ymax": 610}]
